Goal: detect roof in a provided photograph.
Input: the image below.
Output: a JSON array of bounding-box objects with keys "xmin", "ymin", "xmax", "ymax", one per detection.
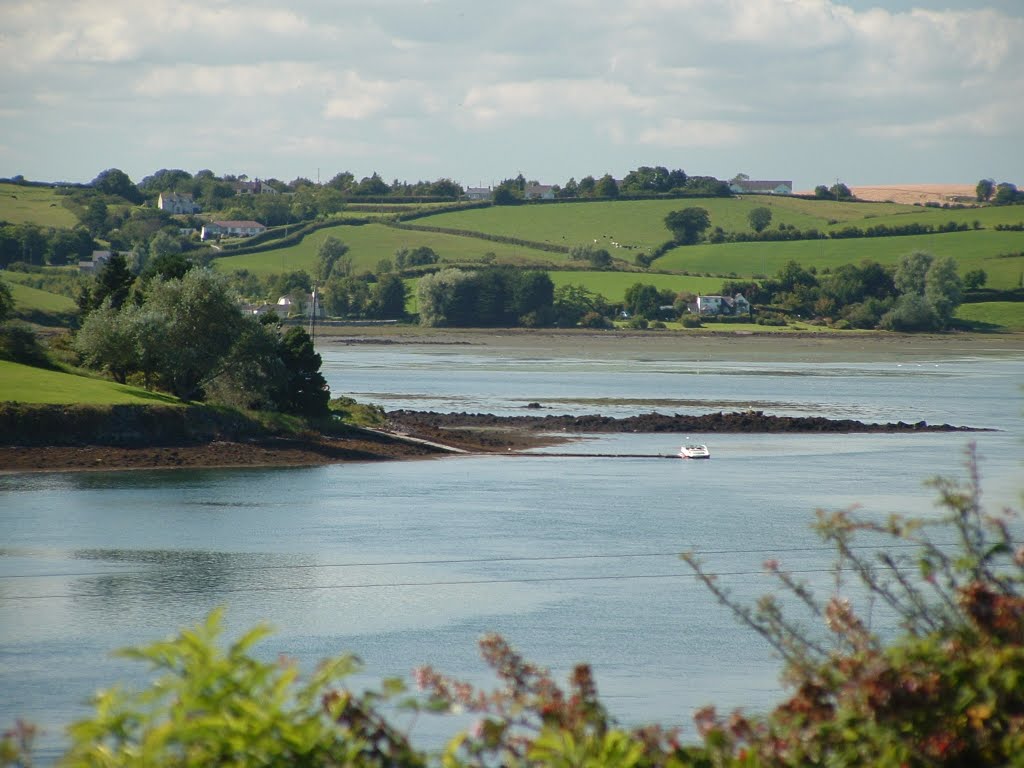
[
  {"xmin": 732, "ymin": 180, "xmax": 792, "ymax": 191},
  {"xmin": 209, "ymin": 220, "xmax": 266, "ymax": 228}
]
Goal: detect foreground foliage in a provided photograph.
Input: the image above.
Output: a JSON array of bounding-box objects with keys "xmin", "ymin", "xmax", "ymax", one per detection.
[{"xmin": 3, "ymin": 447, "xmax": 1021, "ymax": 767}]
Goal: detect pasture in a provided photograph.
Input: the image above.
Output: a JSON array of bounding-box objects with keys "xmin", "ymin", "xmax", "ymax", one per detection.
[
  {"xmin": 955, "ymin": 302, "xmax": 1024, "ymax": 331},
  {"xmin": 213, "ymin": 222, "xmax": 564, "ymax": 276},
  {"xmin": 1, "ymin": 277, "xmax": 77, "ymax": 314},
  {"xmin": 0, "ymin": 360, "xmax": 179, "ymax": 405},
  {"xmin": 548, "ymin": 270, "xmax": 724, "ymax": 300},
  {"xmin": 0, "ymin": 183, "xmax": 79, "ymax": 228},
  {"xmin": 658, "ymin": 230, "xmax": 1024, "ymax": 289}
]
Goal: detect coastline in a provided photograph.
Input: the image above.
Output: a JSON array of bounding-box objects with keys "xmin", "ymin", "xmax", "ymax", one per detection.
[{"xmin": 3, "ymin": 328, "xmax": 1020, "ymax": 475}]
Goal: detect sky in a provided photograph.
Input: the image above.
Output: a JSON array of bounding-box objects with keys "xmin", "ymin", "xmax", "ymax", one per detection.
[{"xmin": 1, "ymin": 0, "xmax": 1022, "ymax": 190}]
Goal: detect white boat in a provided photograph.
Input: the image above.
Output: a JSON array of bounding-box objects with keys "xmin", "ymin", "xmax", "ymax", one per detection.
[{"xmin": 679, "ymin": 444, "xmax": 710, "ymax": 459}]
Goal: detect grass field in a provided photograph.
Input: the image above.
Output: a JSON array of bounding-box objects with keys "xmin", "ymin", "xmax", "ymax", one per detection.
[
  {"xmin": 955, "ymin": 302, "xmax": 1024, "ymax": 331},
  {"xmin": 1, "ymin": 275, "xmax": 77, "ymax": 313},
  {"xmin": 658, "ymin": 230, "xmax": 1024, "ymax": 288},
  {"xmin": 0, "ymin": 360, "xmax": 180, "ymax": 405},
  {"xmin": 0, "ymin": 183, "xmax": 79, "ymax": 228},
  {"xmin": 213, "ymin": 222, "xmax": 564, "ymax": 276}
]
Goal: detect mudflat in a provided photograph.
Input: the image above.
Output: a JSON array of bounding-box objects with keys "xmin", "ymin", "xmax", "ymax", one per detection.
[{"xmin": 3, "ymin": 329, "xmax": 1021, "ymax": 474}]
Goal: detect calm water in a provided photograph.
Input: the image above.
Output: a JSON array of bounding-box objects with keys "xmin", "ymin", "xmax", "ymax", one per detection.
[{"xmin": 2, "ymin": 342, "xmax": 1022, "ymax": 761}]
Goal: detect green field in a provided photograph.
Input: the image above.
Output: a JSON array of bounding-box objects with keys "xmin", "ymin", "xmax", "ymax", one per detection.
[
  {"xmin": 658, "ymin": 230, "xmax": 1024, "ymax": 288},
  {"xmin": 213, "ymin": 222, "xmax": 564, "ymax": 276},
  {"xmin": 0, "ymin": 183, "xmax": 79, "ymax": 228},
  {"xmin": 417, "ymin": 198, "xmax": 916, "ymax": 251},
  {"xmin": 548, "ymin": 270, "xmax": 724, "ymax": 299},
  {"xmin": 0, "ymin": 360, "xmax": 180, "ymax": 405},
  {"xmin": 955, "ymin": 302, "xmax": 1024, "ymax": 331},
  {"xmin": 1, "ymin": 275, "xmax": 77, "ymax": 313}
]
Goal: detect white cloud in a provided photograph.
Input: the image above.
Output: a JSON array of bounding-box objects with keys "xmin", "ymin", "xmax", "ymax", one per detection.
[{"xmin": 1, "ymin": 0, "xmax": 1022, "ymax": 184}]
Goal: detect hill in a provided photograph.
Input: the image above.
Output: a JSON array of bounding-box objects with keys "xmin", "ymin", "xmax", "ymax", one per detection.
[
  {"xmin": 848, "ymin": 183, "xmax": 977, "ymax": 205},
  {"xmin": 0, "ymin": 182, "xmax": 79, "ymax": 228}
]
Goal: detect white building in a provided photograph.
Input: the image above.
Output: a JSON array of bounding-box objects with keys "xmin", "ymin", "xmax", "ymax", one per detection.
[{"xmin": 201, "ymin": 220, "xmax": 267, "ymax": 240}]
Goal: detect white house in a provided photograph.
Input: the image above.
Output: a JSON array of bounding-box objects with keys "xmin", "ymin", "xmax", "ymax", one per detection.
[
  {"xmin": 464, "ymin": 186, "xmax": 492, "ymax": 201},
  {"xmin": 523, "ymin": 184, "xmax": 556, "ymax": 200},
  {"xmin": 157, "ymin": 192, "xmax": 200, "ymax": 214},
  {"xmin": 201, "ymin": 220, "xmax": 267, "ymax": 240},
  {"xmin": 728, "ymin": 180, "xmax": 793, "ymax": 195},
  {"xmin": 692, "ymin": 294, "xmax": 752, "ymax": 316},
  {"xmin": 78, "ymin": 250, "xmax": 111, "ymax": 273}
]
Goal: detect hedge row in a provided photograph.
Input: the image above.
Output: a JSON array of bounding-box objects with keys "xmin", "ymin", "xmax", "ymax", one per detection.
[{"xmin": 213, "ymin": 217, "xmax": 372, "ymax": 258}]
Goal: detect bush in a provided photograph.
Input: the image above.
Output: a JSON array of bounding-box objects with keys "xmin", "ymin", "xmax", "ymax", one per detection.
[
  {"xmin": 680, "ymin": 315, "xmax": 703, "ymax": 328},
  {"xmin": 0, "ymin": 321, "xmax": 50, "ymax": 366}
]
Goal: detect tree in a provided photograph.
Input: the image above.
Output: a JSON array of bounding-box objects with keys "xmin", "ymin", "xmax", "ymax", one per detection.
[
  {"xmin": 747, "ymin": 206, "xmax": 773, "ymax": 233},
  {"xmin": 664, "ymin": 207, "xmax": 711, "ymax": 245},
  {"xmin": 394, "ymin": 246, "xmax": 438, "ymax": 270},
  {"xmin": 624, "ymin": 282, "xmax": 661, "ymax": 320},
  {"xmin": 316, "ymin": 236, "xmax": 351, "ymax": 282},
  {"xmin": 814, "ymin": 184, "xmax": 831, "ymax": 199},
  {"xmin": 829, "ymin": 182, "xmax": 853, "ymax": 200},
  {"xmin": 880, "ymin": 293, "xmax": 940, "ymax": 331},
  {"xmin": 0, "ymin": 280, "xmax": 13, "ymax": 321},
  {"xmin": 894, "ymin": 250, "xmax": 934, "ymax": 296},
  {"xmin": 371, "ymin": 274, "xmax": 407, "ymax": 320},
  {"xmin": 354, "ymin": 173, "xmax": 389, "ymax": 196},
  {"xmin": 326, "ymin": 171, "xmax": 355, "ymax": 193},
  {"xmin": 924, "ymin": 256, "xmax": 963, "ymax": 328},
  {"xmin": 83, "ymin": 252, "xmax": 134, "ymax": 313},
  {"xmin": 593, "ymin": 174, "xmax": 619, "ymax": 198},
  {"xmin": 994, "ymin": 182, "xmax": 1019, "ymax": 204},
  {"xmin": 73, "ymin": 304, "xmax": 139, "ymax": 383},
  {"xmin": 143, "ymin": 269, "xmax": 246, "ymax": 400},
  {"xmin": 91, "ymin": 168, "xmax": 143, "ymax": 203},
  {"xmin": 416, "ymin": 268, "xmax": 470, "ymax": 327},
  {"xmin": 273, "ymin": 326, "xmax": 330, "ymax": 418},
  {"xmin": 569, "ymin": 244, "xmax": 612, "ymax": 269},
  {"xmin": 975, "ymin": 178, "xmax": 995, "ymax": 202},
  {"xmin": 963, "ymin": 268, "xmax": 987, "ymax": 290}
]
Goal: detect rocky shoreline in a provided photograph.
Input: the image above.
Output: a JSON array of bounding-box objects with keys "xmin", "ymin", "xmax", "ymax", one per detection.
[
  {"xmin": 385, "ymin": 409, "xmax": 984, "ymax": 435},
  {"xmin": 0, "ymin": 409, "xmax": 985, "ymax": 475}
]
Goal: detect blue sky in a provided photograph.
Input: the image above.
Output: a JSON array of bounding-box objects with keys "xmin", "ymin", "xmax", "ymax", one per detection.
[{"xmin": 1, "ymin": 0, "xmax": 1021, "ymax": 190}]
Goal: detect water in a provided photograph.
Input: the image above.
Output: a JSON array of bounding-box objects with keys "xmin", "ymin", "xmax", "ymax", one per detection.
[{"xmin": 2, "ymin": 341, "xmax": 1022, "ymax": 761}]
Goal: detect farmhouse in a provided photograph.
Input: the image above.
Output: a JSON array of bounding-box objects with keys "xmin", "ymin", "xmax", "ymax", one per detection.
[
  {"xmin": 233, "ymin": 179, "xmax": 278, "ymax": 195},
  {"xmin": 729, "ymin": 179, "xmax": 793, "ymax": 195},
  {"xmin": 691, "ymin": 294, "xmax": 752, "ymax": 316},
  {"xmin": 464, "ymin": 186, "xmax": 493, "ymax": 201},
  {"xmin": 201, "ymin": 220, "xmax": 267, "ymax": 240},
  {"xmin": 78, "ymin": 250, "xmax": 111, "ymax": 274},
  {"xmin": 523, "ymin": 184, "xmax": 556, "ymax": 200},
  {"xmin": 157, "ymin": 192, "xmax": 199, "ymax": 214}
]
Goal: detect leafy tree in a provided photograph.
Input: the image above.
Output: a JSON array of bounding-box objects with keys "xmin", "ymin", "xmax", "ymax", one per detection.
[
  {"xmin": 924, "ymin": 256, "xmax": 963, "ymax": 327},
  {"xmin": 553, "ymin": 283, "xmax": 604, "ymax": 326},
  {"xmin": 577, "ymin": 175, "xmax": 597, "ymax": 197},
  {"xmin": 82, "ymin": 252, "xmax": 134, "ymax": 313},
  {"xmin": 74, "ymin": 304, "xmax": 139, "ymax": 383},
  {"xmin": 91, "ymin": 168, "xmax": 143, "ymax": 204},
  {"xmin": 593, "ymin": 174, "xmax": 619, "ymax": 198},
  {"xmin": 491, "ymin": 186, "xmax": 518, "ymax": 205},
  {"xmin": 624, "ymin": 282, "xmax": 661, "ymax": 320},
  {"xmin": 747, "ymin": 206, "xmax": 772, "ymax": 233},
  {"xmin": 664, "ymin": 207, "xmax": 711, "ymax": 245},
  {"xmin": 354, "ymin": 173, "xmax": 389, "ymax": 196},
  {"xmin": 143, "ymin": 269, "xmax": 246, "ymax": 400},
  {"xmin": 975, "ymin": 178, "xmax": 995, "ymax": 202},
  {"xmin": 0, "ymin": 280, "xmax": 13, "ymax": 321},
  {"xmin": 894, "ymin": 250, "xmax": 934, "ymax": 296},
  {"xmin": 994, "ymin": 182, "xmax": 1019, "ymax": 204},
  {"xmin": 963, "ymin": 268, "xmax": 987, "ymax": 290},
  {"xmin": 273, "ymin": 326, "xmax": 330, "ymax": 418},
  {"xmin": 814, "ymin": 184, "xmax": 831, "ymax": 199},
  {"xmin": 326, "ymin": 171, "xmax": 355, "ymax": 193},
  {"xmin": 569, "ymin": 244, "xmax": 612, "ymax": 269},
  {"xmin": 394, "ymin": 246, "xmax": 439, "ymax": 270},
  {"xmin": 880, "ymin": 293, "xmax": 941, "ymax": 331},
  {"xmin": 371, "ymin": 273, "xmax": 407, "ymax": 319},
  {"xmin": 316, "ymin": 236, "xmax": 351, "ymax": 282},
  {"xmin": 323, "ymin": 276, "xmax": 372, "ymax": 318},
  {"xmin": 416, "ymin": 268, "xmax": 469, "ymax": 326},
  {"xmin": 829, "ymin": 182, "xmax": 853, "ymax": 200}
]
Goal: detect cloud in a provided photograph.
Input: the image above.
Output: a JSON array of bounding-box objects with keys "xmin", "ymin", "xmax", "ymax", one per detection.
[{"xmin": 2, "ymin": 0, "xmax": 1022, "ymax": 184}]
